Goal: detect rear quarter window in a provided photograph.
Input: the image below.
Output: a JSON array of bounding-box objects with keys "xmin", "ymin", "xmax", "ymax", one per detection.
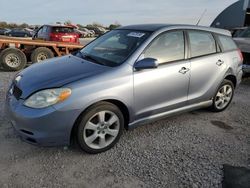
[{"xmin": 217, "ymin": 35, "xmax": 238, "ymax": 52}]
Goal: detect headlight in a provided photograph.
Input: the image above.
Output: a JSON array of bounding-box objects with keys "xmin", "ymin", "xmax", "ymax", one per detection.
[{"xmin": 24, "ymin": 88, "xmax": 71, "ymax": 109}]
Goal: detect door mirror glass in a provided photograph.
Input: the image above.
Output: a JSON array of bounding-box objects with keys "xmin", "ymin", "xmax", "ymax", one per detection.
[{"xmin": 134, "ymin": 58, "xmax": 159, "ymax": 70}]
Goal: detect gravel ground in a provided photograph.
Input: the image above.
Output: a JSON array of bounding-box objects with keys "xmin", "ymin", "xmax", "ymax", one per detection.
[{"xmin": 0, "ymin": 71, "xmax": 249, "ymax": 188}]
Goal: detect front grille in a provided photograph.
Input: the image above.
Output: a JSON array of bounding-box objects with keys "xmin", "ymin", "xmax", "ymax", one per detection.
[{"xmin": 13, "ymin": 84, "xmax": 22, "ymax": 100}]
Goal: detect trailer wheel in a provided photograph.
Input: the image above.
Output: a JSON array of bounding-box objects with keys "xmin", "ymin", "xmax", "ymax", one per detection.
[
  {"xmin": 31, "ymin": 47, "xmax": 54, "ymax": 63},
  {"xmin": 0, "ymin": 48, "xmax": 27, "ymax": 71}
]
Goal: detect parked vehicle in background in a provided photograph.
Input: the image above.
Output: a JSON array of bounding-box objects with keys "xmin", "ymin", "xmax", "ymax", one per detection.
[
  {"xmin": 79, "ymin": 28, "xmax": 95, "ymax": 37},
  {"xmin": 5, "ymin": 28, "xmax": 33, "ymax": 37},
  {"xmin": 233, "ymin": 27, "xmax": 250, "ymax": 75},
  {"xmin": 86, "ymin": 26, "xmax": 106, "ymax": 36},
  {"xmin": 24, "ymin": 28, "xmax": 35, "ymax": 36},
  {"xmin": 231, "ymin": 27, "xmax": 247, "ymax": 37},
  {"xmin": 5, "ymin": 24, "xmax": 243, "ymax": 154},
  {"xmin": 75, "ymin": 29, "xmax": 88, "ymax": 38},
  {"xmin": 33, "ymin": 25, "xmax": 80, "ymax": 44},
  {"xmin": 0, "ymin": 28, "xmax": 10, "ymax": 35}
]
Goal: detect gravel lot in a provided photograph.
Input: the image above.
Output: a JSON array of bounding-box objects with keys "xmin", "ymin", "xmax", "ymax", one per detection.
[{"xmin": 0, "ymin": 70, "xmax": 249, "ymax": 188}]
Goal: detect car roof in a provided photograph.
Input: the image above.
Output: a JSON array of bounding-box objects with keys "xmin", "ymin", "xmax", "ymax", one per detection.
[
  {"xmin": 43, "ymin": 24, "xmax": 74, "ymax": 28},
  {"xmin": 118, "ymin": 24, "xmax": 231, "ymax": 36}
]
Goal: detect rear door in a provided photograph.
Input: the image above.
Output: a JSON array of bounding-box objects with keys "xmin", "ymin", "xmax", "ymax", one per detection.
[
  {"xmin": 133, "ymin": 30, "xmax": 190, "ymax": 120},
  {"xmin": 187, "ymin": 30, "xmax": 227, "ymax": 104}
]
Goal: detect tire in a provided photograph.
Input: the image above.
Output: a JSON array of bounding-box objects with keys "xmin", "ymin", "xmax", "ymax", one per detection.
[
  {"xmin": 210, "ymin": 79, "xmax": 235, "ymax": 112},
  {"xmin": 76, "ymin": 102, "xmax": 124, "ymax": 154},
  {"xmin": 31, "ymin": 47, "xmax": 54, "ymax": 63},
  {"xmin": 0, "ymin": 48, "xmax": 27, "ymax": 71}
]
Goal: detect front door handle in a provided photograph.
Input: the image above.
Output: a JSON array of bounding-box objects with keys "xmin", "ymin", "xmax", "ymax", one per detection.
[
  {"xmin": 179, "ymin": 67, "xmax": 190, "ymax": 74},
  {"xmin": 216, "ymin": 60, "xmax": 224, "ymax": 66}
]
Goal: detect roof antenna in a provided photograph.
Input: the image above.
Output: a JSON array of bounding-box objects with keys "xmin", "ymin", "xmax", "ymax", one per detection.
[{"xmin": 196, "ymin": 9, "xmax": 207, "ymax": 25}]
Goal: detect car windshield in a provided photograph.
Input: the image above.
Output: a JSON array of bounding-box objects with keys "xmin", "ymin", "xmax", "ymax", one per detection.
[{"xmin": 79, "ymin": 30, "xmax": 151, "ymax": 66}]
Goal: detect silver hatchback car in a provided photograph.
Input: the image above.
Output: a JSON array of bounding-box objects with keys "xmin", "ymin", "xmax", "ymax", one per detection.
[{"xmin": 6, "ymin": 24, "xmax": 243, "ymax": 153}]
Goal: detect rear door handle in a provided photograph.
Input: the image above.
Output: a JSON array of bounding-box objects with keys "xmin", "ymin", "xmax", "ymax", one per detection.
[
  {"xmin": 216, "ymin": 60, "xmax": 224, "ymax": 66},
  {"xmin": 179, "ymin": 67, "xmax": 190, "ymax": 74}
]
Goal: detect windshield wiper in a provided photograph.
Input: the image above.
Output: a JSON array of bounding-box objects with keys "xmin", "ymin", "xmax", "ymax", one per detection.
[{"xmin": 79, "ymin": 52, "xmax": 105, "ymax": 66}]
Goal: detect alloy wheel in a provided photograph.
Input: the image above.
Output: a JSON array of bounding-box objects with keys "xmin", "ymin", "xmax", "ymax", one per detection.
[
  {"xmin": 214, "ymin": 84, "xmax": 233, "ymax": 110},
  {"xmin": 83, "ymin": 110, "xmax": 120, "ymax": 149}
]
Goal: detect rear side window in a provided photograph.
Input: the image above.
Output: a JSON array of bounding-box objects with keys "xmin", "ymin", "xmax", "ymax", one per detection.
[
  {"xmin": 52, "ymin": 27, "xmax": 74, "ymax": 33},
  {"xmin": 217, "ymin": 35, "xmax": 238, "ymax": 52},
  {"xmin": 188, "ymin": 31, "xmax": 216, "ymax": 58},
  {"xmin": 144, "ymin": 31, "xmax": 185, "ymax": 64}
]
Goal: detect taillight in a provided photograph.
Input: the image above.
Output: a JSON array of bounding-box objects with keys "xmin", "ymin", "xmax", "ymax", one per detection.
[
  {"xmin": 238, "ymin": 49, "xmax": 243, "ymax": 63},
  {"xmin": 50, "ymin": 33, "xmax": 59, "ymax": 39}
]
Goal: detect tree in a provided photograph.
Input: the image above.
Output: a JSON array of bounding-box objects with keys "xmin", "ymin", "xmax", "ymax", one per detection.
[
  {"xmin": 8, "ymin": 23, "xmax": 18, "ymax": 29},
  {"xmin": 92, "ymin": 22, "xmax": 103, "ymax": 27},
  {"xmin": 64, "ymin": 20, "xmax": 72, "ymax": 25},
  {"xmin": 20, "ymin": 23, "xmax": 29, "ymax": 28},
  {"xmin": 109, "ymin": 22, "xmax": 121, "ymax": 30},
  {"xmin": 0, "ymin": 21, "xmax": 8, "ymax": 28}
]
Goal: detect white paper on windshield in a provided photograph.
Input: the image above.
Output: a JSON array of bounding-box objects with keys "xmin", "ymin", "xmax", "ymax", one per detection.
[{"xmin": 127, "ymin": 32, "xmax": 145, "ymax": 38}]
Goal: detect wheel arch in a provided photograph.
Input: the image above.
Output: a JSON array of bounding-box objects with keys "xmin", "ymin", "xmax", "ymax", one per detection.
[
  {"xmin": 70, "ymin": 99, "xmax": 131, "ymax": 144},
  {"xmin": 224, "ymin": 74, "xmax": 237, "ymax": 88},
  {"xmin": 223, "ymin": 67, "xmax": 237, "ymax": 88}
]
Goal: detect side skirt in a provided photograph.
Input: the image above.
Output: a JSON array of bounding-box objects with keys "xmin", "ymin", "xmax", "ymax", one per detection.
[{"xmin": 128, "ymin": 100, "xmax": 213, "ymax": 129}]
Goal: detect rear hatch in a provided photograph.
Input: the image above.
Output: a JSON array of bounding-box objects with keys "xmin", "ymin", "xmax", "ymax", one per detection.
[{"xmin": 50, "ymin": 26, "xmax": 79, "ymax": 43}]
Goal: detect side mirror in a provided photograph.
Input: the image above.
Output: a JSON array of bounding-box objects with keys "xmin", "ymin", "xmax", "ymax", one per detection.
[{"xmin": 134, "ymin": 58, "xmax": 159, "ymax": 70}]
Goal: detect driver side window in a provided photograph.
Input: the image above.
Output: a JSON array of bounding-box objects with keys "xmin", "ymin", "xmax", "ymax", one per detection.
[
  {"xmin": 37, "ymin": 27, "xmax": 43, "ymax": 37},
  {"xmin": 144, "ymin": 31, "xmax": 185, "ymax": 64}
]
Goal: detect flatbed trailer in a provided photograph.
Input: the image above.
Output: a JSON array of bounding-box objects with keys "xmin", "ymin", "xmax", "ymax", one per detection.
[{"xmin": 0, "ymin": 36, "xmax": 84, "ymax": 71}]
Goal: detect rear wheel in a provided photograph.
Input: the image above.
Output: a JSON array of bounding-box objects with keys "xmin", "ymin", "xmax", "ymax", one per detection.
[
  {"xmin": 211, "ymin": 80, "xmax": 234, "ymax": 112},
  {"xmin": 31, "ymin": 47, "xmax": 54, "ymax": 63},
  {"xmin": 0, "ymin": 48, "xmax": 27, "ymax": 71},
  {"xmin": 76, "ymin": 102, "xmax": 124, "ymax": 154}
]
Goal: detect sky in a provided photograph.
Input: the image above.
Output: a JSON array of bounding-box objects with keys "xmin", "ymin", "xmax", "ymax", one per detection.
[{"xmin": 0, "ymin": 0, "xmax": 239, "ymax": 26}]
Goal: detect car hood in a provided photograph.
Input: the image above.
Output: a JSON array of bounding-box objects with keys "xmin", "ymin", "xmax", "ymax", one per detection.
[
  {"xmin": 234, "ymin": 37, "xmax": 250, "ymax": 53},
  {"xmin": 15, "ymin": 55, "xmax": 111, "ymax": 99}
]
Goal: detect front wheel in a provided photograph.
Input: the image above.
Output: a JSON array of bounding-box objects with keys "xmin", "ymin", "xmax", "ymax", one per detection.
[
  {"xmin": 76, "ymin": 102, "xmax": 124, "ymax": 154},
  {"xmin": 211, "ymin": 80, "xmax": 234, "ymax": 112}
]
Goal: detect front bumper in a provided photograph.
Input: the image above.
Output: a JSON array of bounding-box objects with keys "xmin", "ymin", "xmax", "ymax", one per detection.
[{"xmin": 5, "ymin": 94, "xmax": 79, "ymax": 147}]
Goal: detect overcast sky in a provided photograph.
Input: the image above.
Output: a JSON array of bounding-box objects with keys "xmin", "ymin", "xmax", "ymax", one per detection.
[{"xmin": 0, "ymin": 0, "xmax": 238, "ymax": 26}]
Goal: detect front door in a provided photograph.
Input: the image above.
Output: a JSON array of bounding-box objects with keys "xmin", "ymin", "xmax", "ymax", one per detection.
[{"xmin": 133, "ymin": 31, "xmax": 190, "ymax": 120}]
